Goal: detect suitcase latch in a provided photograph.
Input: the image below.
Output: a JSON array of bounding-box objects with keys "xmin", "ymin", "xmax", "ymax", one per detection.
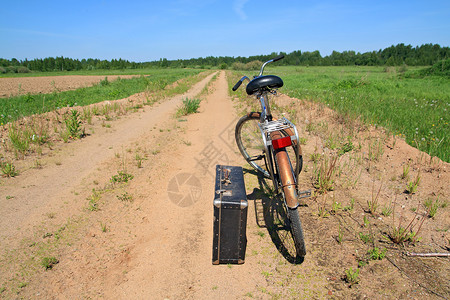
[
  {"xmin": 221, "ymin": 168, "xmax": 232, "ymax": 185},
  {"xmin": 216, "ymin": 189, "xmax": 233, "ymax": 196}
]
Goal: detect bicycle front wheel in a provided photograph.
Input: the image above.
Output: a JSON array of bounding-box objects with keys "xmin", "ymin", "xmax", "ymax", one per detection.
[{"xmin": 235, "ymin": 114, "xmax": 270, "ymax": 178}]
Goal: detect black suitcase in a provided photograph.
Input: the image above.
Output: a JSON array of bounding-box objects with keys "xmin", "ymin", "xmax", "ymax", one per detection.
[{"xmin": 212, "ymin": 165, "xmax": 248, "ymax": 265}]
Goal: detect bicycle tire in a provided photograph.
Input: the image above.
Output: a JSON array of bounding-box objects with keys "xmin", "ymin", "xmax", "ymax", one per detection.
[
  {"xmin": 235, "ymin": 114, "xmax": 302, "ymax": 178},
  {"xmin": 275, "ymin": 148, "xmax": 306, "ymax": 257},
  {"xmin": 287, "ymin": 207, "xmax": 306, "ymax": 257}
]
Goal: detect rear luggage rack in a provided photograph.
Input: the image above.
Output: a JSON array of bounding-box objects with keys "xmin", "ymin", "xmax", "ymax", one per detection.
[{"xmin": 258, "ymin": 117, "xmax": 299, "ymax": 147}]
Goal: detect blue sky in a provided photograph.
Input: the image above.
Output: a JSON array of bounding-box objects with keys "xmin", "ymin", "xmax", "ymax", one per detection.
[{"xmin": 1, "ymin": 0, "xmax": 449, "ymax": 62}]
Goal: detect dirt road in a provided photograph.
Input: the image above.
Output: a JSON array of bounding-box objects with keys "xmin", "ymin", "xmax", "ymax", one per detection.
[
  {"xmin": 0, "ymin": 72, "xmax": 267, "ymax": 299},
  {"xmin": 0, "ymin": 71, "xmax": 448, "ymax": 299}
]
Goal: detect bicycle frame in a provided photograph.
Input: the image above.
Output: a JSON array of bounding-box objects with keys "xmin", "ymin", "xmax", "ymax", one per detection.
[{"xmin": 255, "ymin": 91, "xmax": 300, "ymax": 209}]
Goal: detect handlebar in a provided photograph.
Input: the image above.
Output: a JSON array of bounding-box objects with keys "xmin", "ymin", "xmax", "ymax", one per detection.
[
  {"xmin": 271, "ymin": 54, "xmax": 285, "ymax": 62},
  {"xmin": 232, "ymin": 76, "xmax": 249, "ymax": 91},
  {"xmin": 232, "ymin": 54, "xmax": 284, "ymax": 91}
]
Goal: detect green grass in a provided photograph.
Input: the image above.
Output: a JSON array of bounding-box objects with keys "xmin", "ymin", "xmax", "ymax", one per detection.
[
  {"xmin": 176, "ymin": 97, "xmax": 201, "ymax": 117},
  {"xmin": 0, "ymin": 69, "xmax": 201, "ymax": 125},
  {"xmin": 267, "ymin": 66, "xmax": 449, "ymax": 162},
  {"xmin": 0, "ymin": 67, "xmax": 203, "ymax": 78}
]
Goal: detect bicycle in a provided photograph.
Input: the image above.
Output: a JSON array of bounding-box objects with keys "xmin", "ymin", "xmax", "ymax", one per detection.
[{"xmin": 232, "ymin": 55, "xmax": 310, "ymax": 258}]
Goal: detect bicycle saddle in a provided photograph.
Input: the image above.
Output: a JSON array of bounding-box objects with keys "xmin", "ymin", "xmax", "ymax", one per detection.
[{"xmin": 246, "ymin": 75, "xmax": 283, "ymax": 95}]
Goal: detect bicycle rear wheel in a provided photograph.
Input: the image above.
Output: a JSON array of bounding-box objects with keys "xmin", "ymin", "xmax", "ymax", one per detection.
[
  {"xmin": 287, "ymin": 207, "xmax": 306, "ymax": 257},
  {"xmin": 235, "ymin": 114, "xmax": 302, "ymax": 178}
]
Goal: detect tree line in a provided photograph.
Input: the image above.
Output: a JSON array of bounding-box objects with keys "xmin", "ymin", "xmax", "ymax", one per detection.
[{"xmin": 1, "ymin": 43, "xmax": 448, "ymax": 73}]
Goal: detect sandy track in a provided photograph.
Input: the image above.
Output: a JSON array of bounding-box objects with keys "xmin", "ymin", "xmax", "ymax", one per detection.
[
  {"xmin": 0, "ymin": 75, "xmax": 140, "ymax": 97},
  {"xmin": 1, "ymin": 71, "xmax": 265, "ymax": 299}
]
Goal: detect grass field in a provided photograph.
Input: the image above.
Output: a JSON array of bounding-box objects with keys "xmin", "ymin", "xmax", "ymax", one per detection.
[
  {"xmin": 0, "ymin": 67, "xmax": 202, "ymax": 78},
  {"xmin": 0, "ymin": 69, "xmax": 201, "ymax": 125},
  {"xmin": 266, "ymin": 66, "xmax": 449, "ymax": 162}
]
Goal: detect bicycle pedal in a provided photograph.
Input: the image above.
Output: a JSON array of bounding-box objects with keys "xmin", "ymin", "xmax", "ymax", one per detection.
[
  {"xmin": 248, "ymin": 155, "xmax": 265, "ymax": 162},
  {"xmin": 298, "ymin": 190, "xmax": 312, "ymax": 199}
]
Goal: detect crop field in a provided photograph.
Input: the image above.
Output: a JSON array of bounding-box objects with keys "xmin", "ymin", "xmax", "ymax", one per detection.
[
  {"xmin": 0, "ymin": 69, "xmax": 201, "ymax": 125},
  {"xmin": 266, "ymin": 65, "xmax": 450, "ymax": 162}
]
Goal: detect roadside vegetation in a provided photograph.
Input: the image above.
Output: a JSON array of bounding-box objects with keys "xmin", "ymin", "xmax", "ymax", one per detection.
[
  {"xmin": 226, "ymin": 71, "xmax": 448, "ymax": 298},
  {"xmin": 272, "ymin": 63, "xmax": 449, "ymax": 162}
]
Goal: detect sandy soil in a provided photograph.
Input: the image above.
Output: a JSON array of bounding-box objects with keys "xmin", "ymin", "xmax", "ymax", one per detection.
[
  {"xmin": 0, "ymin": 71, "xmax": 448, "ymax": 299},
  {"xmin": 0, "ymin": 75, "xmax": 140, "ymax": 97}
]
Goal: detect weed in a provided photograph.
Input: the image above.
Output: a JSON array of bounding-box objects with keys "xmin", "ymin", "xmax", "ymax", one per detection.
[
  {"xmin": 324, "ymin": 134, "xmax": 339, "ymax": 150},
  {"xmin": 338, "ymin": 139, "xmax": 354, "ymax": 155},
  {"xmin": 401, "ymin": 163, "xmax": 410, "ymax": 180},
  {"xmin": 299, "ymin": 137, "xmax": 307, "ymax": 145},
  {"xmin": 381, "ymin": 203, "xmax": 393, "ymax": 217},
  {"xmin": 309, "ymin": 152, "xmax": 322, "ymax": 163},
  {"xmin": 46, "ymin": 212, "xmax": 56, "ymax": 219},
  {"xmin": 256, "ymin": 231, "xmax": 265, "ymax": 238},
  {"xmin": 389, "ymin": 206, "xmax": 425, "ymax": 245},
  {"xmin": 176, "ymin": 98, "xmax": 201, "ymax": 117},
  {"xmin": 343, "ymin": 198, "xmax": 355, "ymax": 211},
  {"xmin": 368, "ymin": 138, "xmax": 384, "ymax": 161},
  {"xmin": 64, "ymin": 110, "xmax": 84, "ymax": 139},
  {"xmin": 34, "ymin": 159, "xmax": 42, "ymax": 169},
  {"xmin": 41, "ymin": 256, "xmax": 59, "ymax": 270},
  {"xmin": 358, "ymin": 260, "xmax": 368, "ymax": 268},
  {"xmin": 367, "ymin": 247, "xmax": 387, "ymax": 260},
  {"xmin": 367, "ymin": 180, "xmax": 383, "ymax": 214},
  {"xmin": 261, "ymin": 271, "xmax": 272, "ymax": 278},
  {"xmin": 82, "ymin": 107, "xmax": 93, "ymax": 124},
  {"xmin": 1, "ymin": 161, "xmax": 18, "ymax": 177},
  {"xmin": 110, "ymin": 171, "xmax": 134, "ymax": 184},
  {"xmin": 337, "ymin": 225, "xmax": 344, "ymax": 244},
  {"xmin": 406, "ymin": 171, "xmax": 421, "ymax": 194},
  {"xmin": 100, "ymin": 222, "xmax": 108, "ymax": 233},
  {"xmin": 363, "ymin": 215, "xmax": 370, "ymax": 227},
  {"xmin": 100, "ymin": 77, "xmax": 109, "ymax": 86},
  {"xmin": 8, "ymin": 124, "xmax": 30, "ymax": 155},
  {"xmin": 135, "ymin": 154, "xmax": 145, "ymax": 168},
  {"xmin": 344, "ymin": 267, "xmax": 360, "ymax": 286},
  {"xmin": 117, "ymin": 192, "xmax": 133, "ymax": 202},
  {"xmin": 359, "ymin": 232, "xmax": 373, "ymax": 244},
  {"xmin": 87, "ymin": 189, "xmax": 101, "ymax": 211},
  {"xmin": 18, "ymin": 282, "xmax": 28, "ymax": 289},
  {"xmin": 331, "ymin": 201, "xmax": 342, "ymax": 214},
  {"xmin": 313, "ymin": 155, "xmax": 339, "ymax": 193},
  {"xmin": 182, "ymin": 140, "xmax": 192, "ymax": 146},
  {"xmin": 317, "ymin": 194, "xmax": 330, "ymax": 217},
  {"xmin": 424, "ymin": 197, "xmax": 440, "ymax": 218}
]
